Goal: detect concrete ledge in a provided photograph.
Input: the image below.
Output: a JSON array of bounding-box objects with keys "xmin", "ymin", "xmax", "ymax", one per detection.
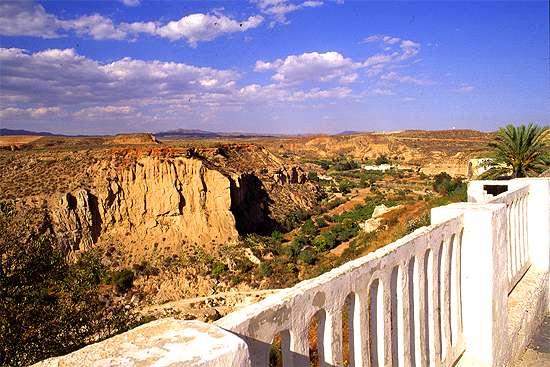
[
  {"xmin": 506, "ymin": 267, "xmax": 550, "ymax": 366},
  {"xmin": 34, "ymin": 319, "xmax": 251, "ymax": 367}
]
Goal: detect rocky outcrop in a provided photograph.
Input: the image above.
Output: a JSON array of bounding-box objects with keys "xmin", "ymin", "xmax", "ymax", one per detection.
[
  {"xmin": 50, "ymin": 150, "xmax": 318, "ymax": 260},
  {"xmin": 272, "ymin": 166, "xmax": 307, "ymax": 185},
  {"xmin": 53, "ymin": 156, "xmax": 240, "ymax": 259},
  {"xmin": 52, "ymin": 189, "xmax": 101, "ymax": 259},
  {"xmin": 359, "ymin": 204, "xmax": 404, "ymax": 233}
]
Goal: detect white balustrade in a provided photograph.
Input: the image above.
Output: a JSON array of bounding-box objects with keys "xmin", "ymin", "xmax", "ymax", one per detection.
[
  {"xmin": 485, "ymin": 186, "xmax": 530, "ymax": 292},
  {"xmin": 216, "ymin": 217, "xmax": 465, "ymax": 367}
]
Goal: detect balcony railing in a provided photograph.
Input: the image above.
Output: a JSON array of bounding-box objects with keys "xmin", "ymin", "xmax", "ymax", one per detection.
[
  {"xmin": 34, "ymin": 178, "xmax": 550, "ymax": 367},
  {"xmin": 485, "ymin": 185, "xmax": 530, "ymax": 293},
  {"xmin": 216, "ymin": 217, "xmax": 465, "ymax": 366}
]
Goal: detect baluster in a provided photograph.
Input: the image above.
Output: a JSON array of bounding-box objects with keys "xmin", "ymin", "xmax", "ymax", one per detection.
[
  {"xmin": 521, "ymin": 196, "xmax": 530, "ymax": 264},
  {"xmin": 418, "ymin": 252, "xmax": 430, "ymax": 367},
  {"xmin": 517, "ymin": 198, "xmax": 524, "ymax": 271},
  {"xmin": 406, "ymin": 257, "xmax": 417, "ymax": 367},
  {"xmin": 368, "ymin": 278, "xmax": 384, "ymax": 367},
  {"xmin": 507, "ymin": 203, "xmax": 513, "ymax": 284},
  {"xmin": 441, "ymin": 238, "xmax": 453, "ymax": 363},
  {"xmin": 524, "ymin": 195, "xmax": 529, "ymax": 265},
  {"xmin": 321, "ymin": 311, "xmax": 343, "ymax": 367},
  {"xmin": 290, "ymin": 322, "xmax": 310, "ymax": 367},
  {"xmin": 382, "ymin": 272, "xmax": 393, "ymax": 367},
  {"xmin": 354, "ymin": 291, "xmax": 369, "ymax": 367},
  {"xmin": 391, "ymin": 265, "xmax": 406, "ymax": 367},
  {"xmin": 510, "ymin": 202, "xmax": 517, "ymax": 283}
]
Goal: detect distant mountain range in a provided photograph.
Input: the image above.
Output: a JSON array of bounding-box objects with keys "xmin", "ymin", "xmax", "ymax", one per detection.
[
  {"xmin": 1, "ymin": 127, "xmax": 369, "ymax": 138},
  {"xmin": 1, "ymin": 128, "xmax": 57, "ymax": 136}
]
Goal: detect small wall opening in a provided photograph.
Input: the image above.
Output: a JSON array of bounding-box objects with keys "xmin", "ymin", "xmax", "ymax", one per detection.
[
  {"xmin": 369, "ymin": 278, "xmax": 384, "ymax": 367},
  {"xmin": 483, "ymin": 184, "xmax": 508, "ymax": 197},
  {"xmin": 269, "ymin": 330, "xmax": 290, "ymax": 367},
  {"xmin": 309, "ymin": 310, "xmax": 326, "ymax": 367},
  {"xmin": 341, "ymin": 293, "xmax": 355, "ymax": 366}
]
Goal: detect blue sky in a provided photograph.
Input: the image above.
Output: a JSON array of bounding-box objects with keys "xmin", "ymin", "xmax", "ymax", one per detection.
[{"xmin": 0, "ymin": 0, "xmax": 548, "ymax": 135}]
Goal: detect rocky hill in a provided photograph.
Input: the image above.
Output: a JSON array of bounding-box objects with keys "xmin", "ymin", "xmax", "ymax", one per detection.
[
  {"xmin": 1, "ymin": 144, "xmax": 320, "ymax": 262},
  {"xmin": 265, "ymin": 129, "xmax": 492, "ymax": 176}
]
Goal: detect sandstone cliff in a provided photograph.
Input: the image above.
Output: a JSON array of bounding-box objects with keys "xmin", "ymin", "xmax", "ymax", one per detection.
[{"xmin": 48, "ymin": 147, "xmax": 319, "ymax": 260}]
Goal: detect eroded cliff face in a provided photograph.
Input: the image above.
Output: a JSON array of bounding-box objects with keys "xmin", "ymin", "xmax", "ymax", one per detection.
[
  {"xmin": 52, "ymin": 156, "xmax": 239, "ymax": 259},
  {"xmin": 49, "ymin": 148, "xmax": 319, "ymax": 260}
]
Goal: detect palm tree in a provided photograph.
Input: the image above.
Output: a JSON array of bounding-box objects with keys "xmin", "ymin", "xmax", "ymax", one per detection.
[{"xmin": 480, "ymin": 124, "xmax": 549, "ymax": 179}]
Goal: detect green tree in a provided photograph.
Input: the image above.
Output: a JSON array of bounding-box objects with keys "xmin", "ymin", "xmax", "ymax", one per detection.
[
  {"xmin": 375, "ymin": 154, "xmax": 390, "ymax": 165},
  {"xmin": 482, "ymin": 124, "xmax": 549, "ymax": 179},
  {"xmin": 0, "ymin": 202, "xmax": 136, "ymax": 366}
]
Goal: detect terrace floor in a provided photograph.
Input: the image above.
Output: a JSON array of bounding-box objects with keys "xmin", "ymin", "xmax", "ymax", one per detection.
[{"xmin": 515, "ymin": 315, "xmax": 550, "ymax": 367}]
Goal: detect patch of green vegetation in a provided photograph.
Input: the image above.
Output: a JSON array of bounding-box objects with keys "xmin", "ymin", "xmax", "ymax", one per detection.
[
  {"xmin": 0, "ymin": 202, "xmax": 137, "ymax": 366},
  {"xmin": 211, "ymin": 262, "xmax": 228, "ymax": 278},
  {"xmin": 112, "ymin": 268, "xmax": 135, "ymax": 293},
  {"xmin": 375, "ymin": 154, "xmax": 390, "ymax": 165},
  {"xmin": 432, "ymin": 172, "xmax": 467, "ymax": 201}
]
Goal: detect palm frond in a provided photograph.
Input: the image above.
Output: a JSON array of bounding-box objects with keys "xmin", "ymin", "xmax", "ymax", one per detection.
[{"xmin": 487, "ymin": 124, "xmax": 549, "ymax": 178}]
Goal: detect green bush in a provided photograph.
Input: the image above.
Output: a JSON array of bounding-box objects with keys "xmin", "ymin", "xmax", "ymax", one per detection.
[
  {"xmin": 259, "ymin": 262, "xmax": 273, "ymax": 277},
  {"xmin": 300, "ymin": 219, "xmax": 319, "ymax": 237},
  {"xmin": 307, "ymin": 172, "xmax": 319, "ymax": 181},
  {"xmin": 211, "ymin": 262, "xmax": 228, "ymax": 278},
  {"xmin": 338, "ymin": 179, "xmax": 353, "ymax": 194},
  {"xmin": 375, "ymin": 155, "xmax": 390, "ymax": 165},
  {"xmin": 0, "ymin": 202, "xmax": 135, "ymax": 366},
  {"xmin": 312, "ymin": 235, "xmax": 328, "ymax": 251},
  {"xmin": 315, "ymin": 217, "xmax": 328, "ymax": 228},
  {"xmin": 270, "ymin": 230, "xmax": 284, "ymax": 244},
  {"xmin": 298, "ymin": 249, "xmax": 317, "ymax": 265},
  {"xmin": 332, "ymin": 158, "xmax": 359, "ymax": 171},
  {"xmin": 433, "ymin": 172, "xmax": 467, "ymax": 200},
  {"xmin": 113, "ymin": 268, "xmax": 135, "ymax": 292}
]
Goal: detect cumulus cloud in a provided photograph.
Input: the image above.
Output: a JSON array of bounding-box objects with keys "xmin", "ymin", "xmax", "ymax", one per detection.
[
  {"xmin": 255, "ymin": 51, "xmax": 360, "ymax": 84},
  {"xmin": 0, "ymin": 48, "xmax": 240, "ymax": 107},
  {"xmin": 60, "ymin": 14, "xmax": 127, "ymax": 40},
  {"xmin": 155, "ymin": 13, "xmax": 264, "ymax": 46},
  {"xmin": 0, "ymin": 2, "xmax": 263, "ymax": 45},
  {"xmin": 0, "ymin": 106, "xmax": 63, "ymax": 119},
  {"xmin": 1, "ymin": 47, "xmax": 361, "ymax": 127},
  {"xmin": 0, "ymin": 2, "xmax": 60, "ymax": 38},
  {"xmin": 255, "ymin": 41, "xmax": 427, "ymax": 86},
  {"xmin": 255, "ymin": 0, "xmax": 323, "ymax": 25},
  {"xmin": 73, "ymin": 105, "xmax": 137, "ymax": 118}
]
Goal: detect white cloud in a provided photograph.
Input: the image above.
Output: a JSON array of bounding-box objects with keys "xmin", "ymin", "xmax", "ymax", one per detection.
[
  {"xmin": 120, "ymin": 0, "xmax": 141, "ymax": 7},
  {"xmin": 380, "ymin": 71, "xmax": 434, "ymax": 86},
  {"xmin": 455, "ymin": 83, "xmax": 475, "ymax": 93},
  {"xmin": 0, "ymin": 106, "xmax": 63, "ymax": 119},
  {"xmin": 74, "ymin": 105, "xmax": 137, "ymax": 118},
  {"xmin": 0, "ymin": 2, "xmax": 263, "ymax": 45},
  {"xmin": 362, "ymin": 34, "xmax": 402, "ymax": 45},
  {"xmin": 0, "ymin": 48, "xmax": 240, "ymax": 107},
  {"xmin": 156, "ymin": 13, "xmax": 264, "ymax": 46},
  {"xmin": 0, "ymin": 2, "xmax": 60, "ymax": 38},
  {"xmin": 60, "ymin": 14, "xmax": 127, "ymax": 40},
  {"xmin": 1, "ymin": 47, "xmax": 361, "ymax": 127},
  {"xmin": 255, "ymin": 0, "xmax": 323, "ymax": 24},
  {"xmin": 255, "ymin": 51, "xmax": 360, "ymax": 84},
  {"xmin": 359, "ymin": 35, "xmax": 423, "ymax": 77},
  {"xmin": 119, "ymin": 21, "xmax": 157, "ymax": 34},
  {"xmin": 255, "ymin": 43, "xmax": 427, "ymax": 86},
  {"xmin": 400, "ymin": 39, "xmax": 421, "ymax": 60}
]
